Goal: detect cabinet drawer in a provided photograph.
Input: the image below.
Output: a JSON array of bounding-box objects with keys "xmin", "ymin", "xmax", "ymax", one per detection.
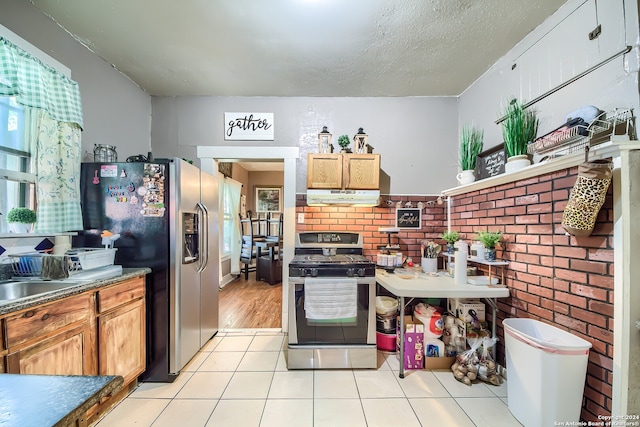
[
  {"xmin": 0, "ymin": 318, "xmax": 5, "ymax": 351},
  {"xmin": 97, "ymin": 277, "xmax": 145, "ymax": 313},
  {"xmin": 5, "ymin": 294, "xmax": 91, "ymax": 349}
]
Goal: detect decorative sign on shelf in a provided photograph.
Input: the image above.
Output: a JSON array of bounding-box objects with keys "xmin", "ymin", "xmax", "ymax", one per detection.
[
  {"xmin": 395, "ymin": 208, "xmax": 422, "ymax": 230},
  {"xmin": 224, "ymin": 112, "xmax": 274, "ymax": 140},
  {"xmin": 475, "ymin": 143, "xmax": 506, "ymax": 180}
]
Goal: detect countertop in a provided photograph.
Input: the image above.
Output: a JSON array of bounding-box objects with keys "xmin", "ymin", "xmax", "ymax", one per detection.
[
  {"xmin": 0, "ymin": 374, "xmax": 123, "ymax": 427},
  {"xmin": 0, "ymin": 268, "xmax": 151, "ymax": 316},
  {"xmin": 376, "ymin": 270, "xmax": 510, "ymax": 298}
]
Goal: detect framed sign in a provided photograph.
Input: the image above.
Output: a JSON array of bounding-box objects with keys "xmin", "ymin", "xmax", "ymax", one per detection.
[
  {"xmin": 395, "ymin": 208, "xmax": 422, "ymax": 230},
  {"xmin": 225, "ymin": 112, "xmax": 274, "ymax": 140},
  {"xmin": 475, "ymin": 143, "xmax": 506, "ymax": 180},
  {"xmin": 255, "ymin": 187, "xmax": 282, "ymax": 213}
]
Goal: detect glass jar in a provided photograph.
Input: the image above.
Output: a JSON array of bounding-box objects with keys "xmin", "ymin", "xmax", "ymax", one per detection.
[{"xmin": 93, "ymin": 144, "xmax": 118, "ymax": 162}]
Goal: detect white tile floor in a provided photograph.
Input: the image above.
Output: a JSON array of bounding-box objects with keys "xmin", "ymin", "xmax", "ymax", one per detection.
[{"xmin": 95, "ymin": 329, "xmax": 523, "ymax": 427}]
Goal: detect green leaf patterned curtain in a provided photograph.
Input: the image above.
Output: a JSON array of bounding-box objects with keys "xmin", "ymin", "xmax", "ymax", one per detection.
[
  {"xmin": 33, "ymin": 109, "xmax": 83, "ymax": 233},
  {"xmin": 1, "ymin": 36, "xmax": 84, "ymax": 232}
]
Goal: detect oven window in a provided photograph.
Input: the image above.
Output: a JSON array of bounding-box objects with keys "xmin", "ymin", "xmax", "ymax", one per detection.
[{"xmin": 293, "ymin": 282, "xmax": 371, "ymax": 345}]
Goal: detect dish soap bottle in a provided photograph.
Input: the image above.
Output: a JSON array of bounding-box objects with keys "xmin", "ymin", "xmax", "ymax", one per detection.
[{"xmin": 454, "ymin": 240, "xmax": 468, "ymax": 285}]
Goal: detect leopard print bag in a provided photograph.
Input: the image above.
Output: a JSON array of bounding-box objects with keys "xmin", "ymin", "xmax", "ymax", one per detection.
[{"xmin": 562, "ymin": 159, "xmax": 612, "ymax": 236}]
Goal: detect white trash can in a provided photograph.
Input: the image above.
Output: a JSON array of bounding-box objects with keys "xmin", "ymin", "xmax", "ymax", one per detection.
[{"xmin": 503, "ymin": 318, "xmax": 592, "ymax": 427}]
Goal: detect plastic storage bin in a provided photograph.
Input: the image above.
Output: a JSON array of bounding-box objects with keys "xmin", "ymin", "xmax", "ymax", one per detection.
[{"xmin": 503, "ymin": 318, "xmax": 592, "ymax": 427}]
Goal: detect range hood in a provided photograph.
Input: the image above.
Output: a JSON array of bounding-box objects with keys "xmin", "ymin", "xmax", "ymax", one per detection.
[{"xmin": 306, "ymin": 189, "xmax": 380, "ymax": 206}]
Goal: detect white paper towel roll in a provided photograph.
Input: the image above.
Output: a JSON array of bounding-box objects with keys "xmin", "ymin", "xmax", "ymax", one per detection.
[{"xmin": 454, "ymin": 240, "xmax": 468, "ymax": 285}]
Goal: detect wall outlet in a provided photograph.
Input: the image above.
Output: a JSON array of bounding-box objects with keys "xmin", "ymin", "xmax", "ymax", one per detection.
[{"xmin": 297, "ymin": 213, "xmax": 304, "ymax": 224}]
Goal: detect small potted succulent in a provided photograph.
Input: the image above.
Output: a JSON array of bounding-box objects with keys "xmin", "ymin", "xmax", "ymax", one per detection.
[
  {"xmin": 6, "ymin": 207, "xmax": 36, "ymax": 233},
  {"xmin": 440, "ymin": 230, "xmax": 461, "ymax": 254},
  {"xmin": 476, "ymin": 231, "xmax": 503, "ymax": 261},
  {"xmin": 337, "ymin": 135, "xmax": 351, "ymax": 153}
]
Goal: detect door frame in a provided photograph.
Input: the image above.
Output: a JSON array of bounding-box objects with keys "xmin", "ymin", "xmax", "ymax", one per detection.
[{"xmin": 197, "ymin": 146, "xmax": 299, "ymax": 333}]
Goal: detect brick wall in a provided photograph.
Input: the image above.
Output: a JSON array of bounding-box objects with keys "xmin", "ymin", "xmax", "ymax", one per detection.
[
  {"xmin": 295, "ymin": 165, "xmax": 614, "ymax": 421},
  {"xmin": 448, "ymin": 166, "xmax": 614, "ymax": 422}
]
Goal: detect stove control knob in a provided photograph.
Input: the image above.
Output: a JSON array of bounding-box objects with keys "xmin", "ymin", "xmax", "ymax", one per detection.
[
  {"xmin": 310, "ymin": 268, "xmax": 319, "ymax": 277},
  {"xmin": 346, "ymin": 268, "xmax": 355, "ymax": 277},
  {"xmin": 357, "ymin": 268, "xmax": 366, "ymax": 277}
]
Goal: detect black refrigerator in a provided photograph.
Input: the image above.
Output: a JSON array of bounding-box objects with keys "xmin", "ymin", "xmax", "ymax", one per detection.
[{"xmin": 74, "ymin": 157, "xmax": 219, "ymax": 382}]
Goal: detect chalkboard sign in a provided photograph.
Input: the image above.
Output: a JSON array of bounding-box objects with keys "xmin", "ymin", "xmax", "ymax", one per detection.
[
  {"xmin": 475, "ymin": 144, "xmax": 505, "ymax": 179},
  {"xmin": 395, "ymin": 208, "xmax": 422, "ymax": 229}
]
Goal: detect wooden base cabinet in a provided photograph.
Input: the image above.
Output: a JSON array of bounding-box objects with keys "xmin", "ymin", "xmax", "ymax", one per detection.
[{"xmin": 98, "ymin": 297, "xmax": 145, "ymax": 385}]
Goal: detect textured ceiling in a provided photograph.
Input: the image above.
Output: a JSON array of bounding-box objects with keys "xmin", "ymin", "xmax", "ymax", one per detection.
[{"xmin": 31, "ymin": 0, "xmax": 566, "ymax": 97}]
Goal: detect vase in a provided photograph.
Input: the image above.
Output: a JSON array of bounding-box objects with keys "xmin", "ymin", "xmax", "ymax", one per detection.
[
  {"xmin": 484, "ymin": 248, "xmax": 496, "ymax": 261},
  {"xmin": 456, "ymin": 170, "xmax": 475, "ymax": 185},
  {"xmin": 421, "ymin": 257, "xmax": 438, "ymax": 273},
  {"xmin": 8, "ymin": 223, "xmax": 33, "ymax": 233},
  {"xmin": 505, "ymin": 155, "xmax": 531, "ymax": 173}
]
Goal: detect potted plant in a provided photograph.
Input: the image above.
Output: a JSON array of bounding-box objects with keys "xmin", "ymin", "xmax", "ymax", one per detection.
[
  {"xmin": 458, "ymin": 125, "xmax": 483, "ymax": 185},
  {"xmin": 420, "ymin": 240, "xmax": 441, "ymax": 273},
  {"xmin": 500, "ymin": 99, "xmax": 539, "ymax": 173},
  {"xmin": 7, "ymin": 207, "xmax": 36, "ymax": 233},
  {"xmin": 337, "ymin": 135, "xmax": 351, "ymax": 153},
  {"xmin": 440, "ymin": 230, "xmax": 460, "ymax": 254},
  {"xmin": 476, "ymin": 231, "xmax": 502, "ymax": 261}
]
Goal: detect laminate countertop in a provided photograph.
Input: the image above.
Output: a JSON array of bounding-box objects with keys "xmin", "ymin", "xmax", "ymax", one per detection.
[
  {"xmin": 0, "ymin": 374, "xmax": 123, "ymax": 426},
  {"xmin": 0, "ymin": 268, "xmax": 150, "ymax": 316}
]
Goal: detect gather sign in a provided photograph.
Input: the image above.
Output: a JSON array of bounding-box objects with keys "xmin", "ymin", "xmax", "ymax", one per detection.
[{"xmin": 224, "ymin": 112, "xmax": 274, "ymax": 141}]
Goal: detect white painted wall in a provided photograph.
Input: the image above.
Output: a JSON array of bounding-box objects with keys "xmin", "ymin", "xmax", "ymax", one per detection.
[
  {"xmin": 459, "ymin": 0, "xmax": 640, "ymax": 151},
  {"xmin": 151, "ymin": 96, "xmax": 460, "ymax": 195},
  {"xmin": 2, "ymin": 0, "xmax": 152, "ymax": 162}
]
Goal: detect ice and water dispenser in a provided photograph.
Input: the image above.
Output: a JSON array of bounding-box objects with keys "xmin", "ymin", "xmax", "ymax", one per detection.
[{"xmin": 182, "ymin": 212, "xmax": 199, "ymax": 264}]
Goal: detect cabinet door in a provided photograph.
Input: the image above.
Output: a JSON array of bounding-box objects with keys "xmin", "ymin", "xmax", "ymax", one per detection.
[
  {"xmin": 307, "ymin": 153, "xmax": 343, "ymax": 189},
  {"xmin": 98, "ymin": 298, "xmax": 145, "ymax": 385},
  {"xmin": 343, "ymin": 154, "xmax": 380, "ymax": 189},
  {"xmin": 6, "ymin": 323, "xmax": 92, "ymax": 375}
]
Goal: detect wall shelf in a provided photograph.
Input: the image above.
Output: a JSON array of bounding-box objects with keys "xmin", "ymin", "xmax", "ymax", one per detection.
[
  {"xmin": 442, "ymin": 141, "xmax": 640, "ymax": 197},
  {"xmin": 440, "ymin": 252, "xmax": 509, "ymax": 284}
]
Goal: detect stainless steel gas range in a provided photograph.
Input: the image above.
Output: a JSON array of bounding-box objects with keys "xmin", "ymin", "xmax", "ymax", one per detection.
[{"xmin": 287, "ymin": 232, "xmax": 377, "ymax": 369}]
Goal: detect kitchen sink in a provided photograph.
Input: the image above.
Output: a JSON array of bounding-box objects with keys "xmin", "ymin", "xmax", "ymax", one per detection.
[{"xmin": 0, "ymin": 280, "xmax": 84, "ymax": 301}]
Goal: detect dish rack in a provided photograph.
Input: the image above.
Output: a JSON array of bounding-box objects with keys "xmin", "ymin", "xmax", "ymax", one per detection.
[{"xmin": 9, "ymin": 248, "xmax": 117, "ymax": 279}]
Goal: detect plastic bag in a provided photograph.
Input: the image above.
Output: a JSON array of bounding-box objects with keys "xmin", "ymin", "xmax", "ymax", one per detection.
[
  {"xmin": 450, "ymin": 337, "xmax": 482, "ymax": 386},
  {"xmin": 477, "ymin": 336, "xmax": 502, "ymax": 386}
]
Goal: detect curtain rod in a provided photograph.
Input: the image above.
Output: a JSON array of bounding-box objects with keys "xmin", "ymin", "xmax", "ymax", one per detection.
[{"xmin": 495, "ymin": 45, "xmax": 632, "ymax": 124}]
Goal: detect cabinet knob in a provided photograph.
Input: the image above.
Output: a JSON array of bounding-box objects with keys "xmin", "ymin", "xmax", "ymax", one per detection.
[{"xmin": 41, "ymin": 313, "xmax": 50, "ymax": 321}]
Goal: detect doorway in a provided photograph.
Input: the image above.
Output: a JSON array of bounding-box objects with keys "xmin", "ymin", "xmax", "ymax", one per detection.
[{"xmin": 197, "ymin": 146, "xmax": 299, "ymax": 332}]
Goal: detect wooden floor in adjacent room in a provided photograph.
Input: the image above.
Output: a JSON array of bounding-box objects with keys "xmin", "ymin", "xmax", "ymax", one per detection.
[{"xmin": 218, "ymin": 274, "xmax": 282, "ymax": 329}]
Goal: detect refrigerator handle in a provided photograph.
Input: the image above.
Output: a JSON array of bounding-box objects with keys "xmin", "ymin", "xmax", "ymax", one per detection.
[{"xmin": 196, "ymin": 202, "xmax": 209, "ymax": 273}]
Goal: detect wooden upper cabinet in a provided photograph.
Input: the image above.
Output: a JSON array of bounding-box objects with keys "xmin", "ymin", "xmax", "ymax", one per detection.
[
  {"xmin": 343, "ymin": 154, "xmax": 380, "ymax": 190},
  {"xmin": 307, "ymin": 153, "xmax": 380, "ymax": 190},
  {"xmin": 307, "ymin": 153, "xmax": 343, "ymax": 189}
]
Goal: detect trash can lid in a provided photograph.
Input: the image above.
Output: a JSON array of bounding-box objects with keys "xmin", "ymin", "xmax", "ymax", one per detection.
[{"xmin": 503, "ymin": 318, "xmax": 592, "ymax": 353}]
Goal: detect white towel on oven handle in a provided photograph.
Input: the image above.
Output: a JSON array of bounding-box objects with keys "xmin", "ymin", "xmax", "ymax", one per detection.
[{"xmin": 303, "ymin": 277, "xmax": 358, "ymax": 320}]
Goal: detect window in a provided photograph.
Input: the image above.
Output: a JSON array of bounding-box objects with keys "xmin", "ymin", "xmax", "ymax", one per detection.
[
  {"xmin": 221, "ymin": 182, "xmax": 233, "ymax": 256},
  {"xmin": 0, "ymin": 96, "xmax": 35, "ymax": 233}
]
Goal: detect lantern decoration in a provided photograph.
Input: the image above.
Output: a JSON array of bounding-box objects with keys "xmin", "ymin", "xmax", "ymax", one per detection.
[
  {"xmin": 318, "ymin": 126, "xmax": 332, "ymax": 153},
  {"xmin": 353, "ymin": 127, "xmax": 368, "ymax": 154}
]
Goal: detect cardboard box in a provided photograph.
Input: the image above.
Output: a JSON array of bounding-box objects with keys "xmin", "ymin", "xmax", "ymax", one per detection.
[
  {"xmin": 447, "ymin": 298, "xmax": 485, "ymax": 323},
  {"xmin": 396, "ymin": 316, "xmax": 424, "ymax": 370},
  {"xmin": 397, "ymin": 315, "xmax": 453, "ymax": 370},
  {"xmin": 424, "ymin": 356, "xmax": 455, "ymax": 370}
]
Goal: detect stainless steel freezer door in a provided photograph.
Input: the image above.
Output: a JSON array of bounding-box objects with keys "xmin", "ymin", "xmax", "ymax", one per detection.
[
  {"xmin": 199, "ymin": 169, "xmax": 219, "ymax": 346},
  {"xmin": 169, "ymin": 159, "xmax": 203, "ymax": 374}
]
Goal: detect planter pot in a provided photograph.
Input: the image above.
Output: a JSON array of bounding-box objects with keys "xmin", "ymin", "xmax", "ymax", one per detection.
[
  {"xmin": 456, "ymin": 169, "xmax": 475, "ymax": 185},
  {"xmin": 9, "ymin": 222, "xmax": 33, "ymax": 233},
  {"xmin": 484, "ymin": 248, "xmax": 497, "ymax": 261},
  {"xmin": 446, "ymin": 243, "xmax": 455, "ymax": 254},
  {"xmin": 421, "ymin": 257, "xmax": 438, "ymax": 273},
  {"xmin": 505, "ymin": 155, "xmax": 531, "ymax": 174}
]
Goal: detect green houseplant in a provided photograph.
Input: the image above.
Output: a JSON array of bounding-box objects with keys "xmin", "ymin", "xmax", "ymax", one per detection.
[
  {"xmin": 476, "ymin": 231, "xmax": 502, "ymax": 261},
  {"xmin": 337, "ymin": 135, "xmax": 351, "ymax": 153},
  {"xmin": 7, "ymin": 207, "xmax": 36, "ymax": 233},
  {"xmin": 500, "ymin": 99, "xmax": 539, "ymax": 173},
  {"xmin": 459, "ymin": 125, "xmax": 483, "ymax": 172},
  {"xmin": 440, "ymin": 230, "xmax": 460, "ymax": 253}
]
